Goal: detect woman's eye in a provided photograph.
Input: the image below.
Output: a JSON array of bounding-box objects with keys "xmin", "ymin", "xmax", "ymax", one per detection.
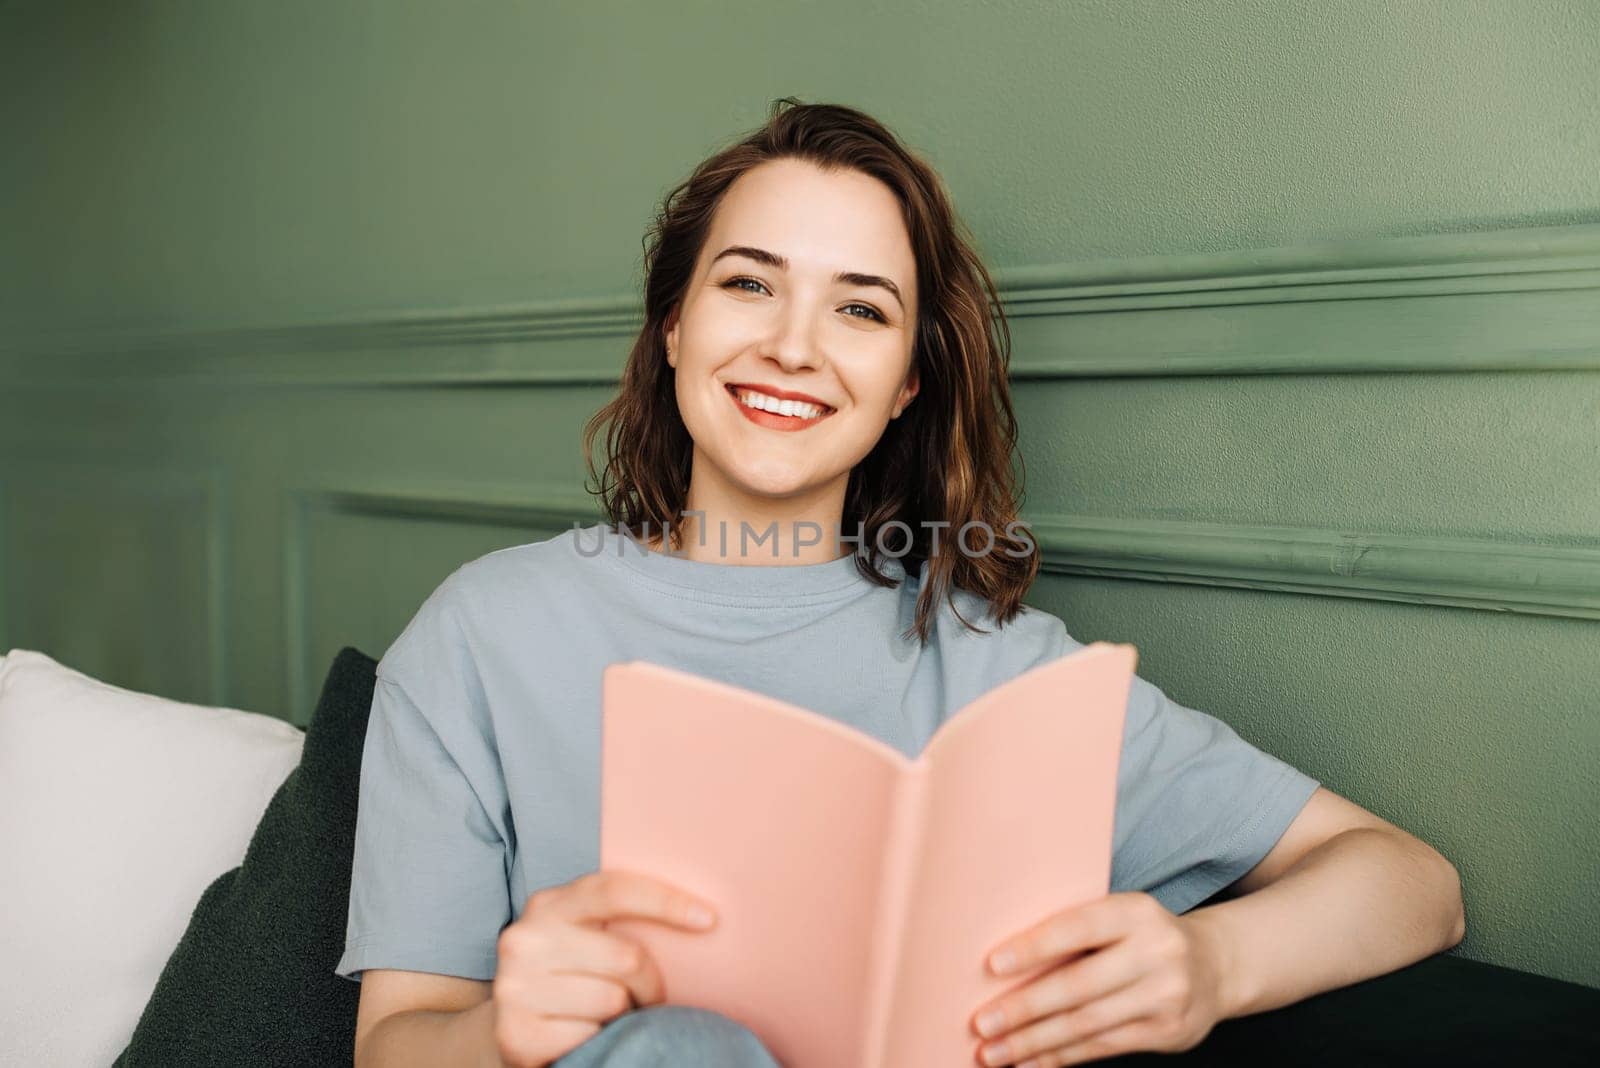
[
  {"xmin": 722, "ymin": 277, "xmax": 885, "ymax": 324},
  {"xmin": 842, "ymin": 302, "xmax": 886, "ymax": 323}
]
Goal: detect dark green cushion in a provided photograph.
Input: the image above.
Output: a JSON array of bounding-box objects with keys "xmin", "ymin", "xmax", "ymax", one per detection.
[
  {"xmin": 1090, "ymin": 944, "xmax": 1600, "ymax": 1066},
  {"xmin": 113, "ymin": 647, "xmax": 376, "ymax": 1068},
  {"xmin": 1200, "ymin": 949, "xmax": 1600, "ymax": 1064}
]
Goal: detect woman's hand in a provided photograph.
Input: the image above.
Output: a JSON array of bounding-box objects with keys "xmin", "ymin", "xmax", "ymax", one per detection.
[
  {"xmin": 489, "ymin": 870, "xmax": 719, "ymax": 1068},
  {"xmin": 969, "ymin": 891, "xmax": 1228, "ymax": 1067}
]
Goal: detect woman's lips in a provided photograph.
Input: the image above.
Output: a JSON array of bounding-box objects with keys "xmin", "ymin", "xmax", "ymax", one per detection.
[{"xmin": 726, "ymin": 384, "xmax": 835, "ymax": 431}]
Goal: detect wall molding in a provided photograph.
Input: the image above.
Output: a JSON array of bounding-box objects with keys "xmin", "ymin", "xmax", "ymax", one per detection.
[
  {"xmin": 290, "ymin": 483, "xmax": 604, "ymax": 530},
  {"xmin": 279, "ymin": 483, "xmax": 1597, "ymax": 708},
  {"xmin": 0, "ymin": 462, "xmax": 230, "ymax": 702},
  {"xmin": 1029, "ymin": 516, "xmax": 1600, "ymax": 621},
  {"xmin": 5, "ymin": 223, "xmax": 1598, "ymax": 385}
]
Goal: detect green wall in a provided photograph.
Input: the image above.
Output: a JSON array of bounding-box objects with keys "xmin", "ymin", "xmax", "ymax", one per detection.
[{"xmin": 3, "ymin": 1, "xmax": 1597, "ymax": 989}]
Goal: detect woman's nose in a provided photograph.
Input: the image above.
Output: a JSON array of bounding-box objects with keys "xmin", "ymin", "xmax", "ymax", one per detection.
[{"xmin": 761, "ymin": 307, "xmax": 824, "ymax": 373}]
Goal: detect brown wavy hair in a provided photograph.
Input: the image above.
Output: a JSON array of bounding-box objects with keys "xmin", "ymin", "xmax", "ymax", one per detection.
[{"xmin": 583, "ymin": 97, "xmax": 1038, "ymax": 644}]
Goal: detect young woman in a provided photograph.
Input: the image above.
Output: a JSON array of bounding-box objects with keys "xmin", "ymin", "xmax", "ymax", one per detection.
[{"xmin": 339, "ymin": 100, "xmax": 1465, "ymax": 1068}]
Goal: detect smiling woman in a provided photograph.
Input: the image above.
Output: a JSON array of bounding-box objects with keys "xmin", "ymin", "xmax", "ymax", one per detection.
[
  {"xmin": 344, "ymin": 98, "xmax": 1465, "ymax": 1068},
  {"xmin": 582, "ymin": 99, "xmax": 1039, "ymax": 641}
]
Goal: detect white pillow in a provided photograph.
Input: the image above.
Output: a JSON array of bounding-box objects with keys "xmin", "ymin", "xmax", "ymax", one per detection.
[{"xmin": 0, "ymin": 649, "xmax": 306, "ymax": 1067}]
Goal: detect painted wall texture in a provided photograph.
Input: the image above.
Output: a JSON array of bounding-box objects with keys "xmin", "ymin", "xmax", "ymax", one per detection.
[
  {"xmin": 5, "ymin": 0, "xmax": 1599, "ymax": 330},
  {"xmin": 2, "ymin": 0, "xmax": 1597, "ymax": 990}
]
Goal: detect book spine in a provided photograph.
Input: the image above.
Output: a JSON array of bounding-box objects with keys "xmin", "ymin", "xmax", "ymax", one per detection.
[{"xmin": 859, "ymin": 764, "xmax": 929, "ymax": 1066}]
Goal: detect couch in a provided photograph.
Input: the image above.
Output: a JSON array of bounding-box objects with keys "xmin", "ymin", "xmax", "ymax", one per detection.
[{"xmin": 1, "ymin": 646, "xmax": 1596, "ymax": 1067}]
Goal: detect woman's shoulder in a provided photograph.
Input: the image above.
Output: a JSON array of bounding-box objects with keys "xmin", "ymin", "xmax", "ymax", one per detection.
[
  {"xmin": 443, "ymin": 523, "xmax": 602, "ymax": 597},
  {"xmin": 908, "ymin": 559, "xmax": 1084, "ymax": 677},
  {"xmin": 379, "ymin": 525, "xmax": 602, "ymax": 674}
]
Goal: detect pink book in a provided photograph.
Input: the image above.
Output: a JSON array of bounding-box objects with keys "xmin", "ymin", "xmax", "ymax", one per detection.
[{"xmin": 600, "ymin": 641, "xmax": 1137, "ymax": 1067}]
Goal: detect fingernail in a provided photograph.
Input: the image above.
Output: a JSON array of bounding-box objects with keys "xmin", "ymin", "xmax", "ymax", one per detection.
[
  {"xmin": 990, "ymin": 949, "xmax": 1016, "ymax": 975},
  {"xmin": 688, "ymin": 905, "xmax": 715, "ymax": 927},
  {"xmin": 976, "ymin": 1009, "xmax": 1005, "ymax": 1037}
]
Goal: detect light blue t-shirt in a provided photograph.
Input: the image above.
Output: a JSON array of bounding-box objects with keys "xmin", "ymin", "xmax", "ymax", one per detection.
[{"xmin": 335, "ymin": 523, "xmax": 1319, "ymax": 983}]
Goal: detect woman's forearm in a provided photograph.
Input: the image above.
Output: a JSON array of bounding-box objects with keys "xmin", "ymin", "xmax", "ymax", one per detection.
[
  {"xmin": 1180, "ymin": 827, "xmax": 1466, "ymax": 1020},
  {"xmin": 357, "ymin": 998, "xmax": 507, "ymax": 1068}
]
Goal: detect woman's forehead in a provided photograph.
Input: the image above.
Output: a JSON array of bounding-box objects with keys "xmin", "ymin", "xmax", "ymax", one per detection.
[{"xmin": 705, "ymin": 160, "xmax": 916, "ymax": 289}]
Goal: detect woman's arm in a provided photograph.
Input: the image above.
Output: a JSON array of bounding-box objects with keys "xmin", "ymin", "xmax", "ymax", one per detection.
[
  {"xmin": 357, "ymin": 1000, "xmax": 505, "ymax": 1068},
  {"xmin": 969, "ymin": 787, "xmax": 1465, "ymax": 1066},
  {"xmin": 354, "ymin": 970, "xmax": 505, "ymax": 1068},
  {"xmin": 1191, "ymin": 783, "xmax": 1466, "ymax": 1018}
]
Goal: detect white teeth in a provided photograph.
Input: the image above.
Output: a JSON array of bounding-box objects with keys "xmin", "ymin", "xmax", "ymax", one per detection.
[{"xmin": 735, "ymin": 388, "xmax": 826, "ymax": 420}]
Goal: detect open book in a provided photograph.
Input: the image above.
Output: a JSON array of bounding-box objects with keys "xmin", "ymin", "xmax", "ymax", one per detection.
[{"xmin": 599, "ymin": 641, "xmax": 1136, "ymax": 1068}]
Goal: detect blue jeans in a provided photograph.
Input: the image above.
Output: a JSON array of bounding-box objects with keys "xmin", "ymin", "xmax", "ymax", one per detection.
[{"xmin": 550, "ymin": 1004, "xmax": 783, "ymax": 1067}]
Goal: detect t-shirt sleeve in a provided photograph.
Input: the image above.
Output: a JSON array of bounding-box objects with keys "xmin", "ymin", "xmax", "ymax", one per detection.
[
  {"xmin": 1108, "ymin": 659, "xmax": 1321, "ymax": 914},
  {"xmin": 334, "ymin": 576, "xmax": 513, "ymax": 984}
]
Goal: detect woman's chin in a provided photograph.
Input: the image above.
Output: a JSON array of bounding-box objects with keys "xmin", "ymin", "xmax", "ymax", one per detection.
[
  {"xmin": 733, "ymin": 478, "xmax": 824, "ymax": 501},
  {"xmin": 696, "ymin": 445, "xmax": 850, "ymax": 504},
  {"xmin": 724, "ymin": 467, "xmax": 837, "ymax": 503}
]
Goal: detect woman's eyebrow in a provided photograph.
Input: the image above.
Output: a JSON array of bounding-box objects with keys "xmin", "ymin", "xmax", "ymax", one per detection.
[{"xmin": 710, "ymin": 245, "xmax": 904, "ymax": 313}]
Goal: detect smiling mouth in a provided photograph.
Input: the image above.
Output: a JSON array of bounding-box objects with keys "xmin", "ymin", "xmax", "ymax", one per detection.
[{"xmin": 725, "ymin": 384, "xmax": 836, "ymax": 429}]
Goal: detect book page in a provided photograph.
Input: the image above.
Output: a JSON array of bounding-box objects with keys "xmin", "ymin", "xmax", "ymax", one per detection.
[
  {"xmin": 879, "ymin": 643, "xmax": 1136, "ymax": 1065},
  {"xmin": 599, "ymin": 661, "xmax": 908, "ymax": 1068}
]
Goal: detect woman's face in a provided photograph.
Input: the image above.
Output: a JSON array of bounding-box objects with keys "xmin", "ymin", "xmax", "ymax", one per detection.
[{"xmin": 665, "ymin": 157, "xmax": 920, "ymax": 513}]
